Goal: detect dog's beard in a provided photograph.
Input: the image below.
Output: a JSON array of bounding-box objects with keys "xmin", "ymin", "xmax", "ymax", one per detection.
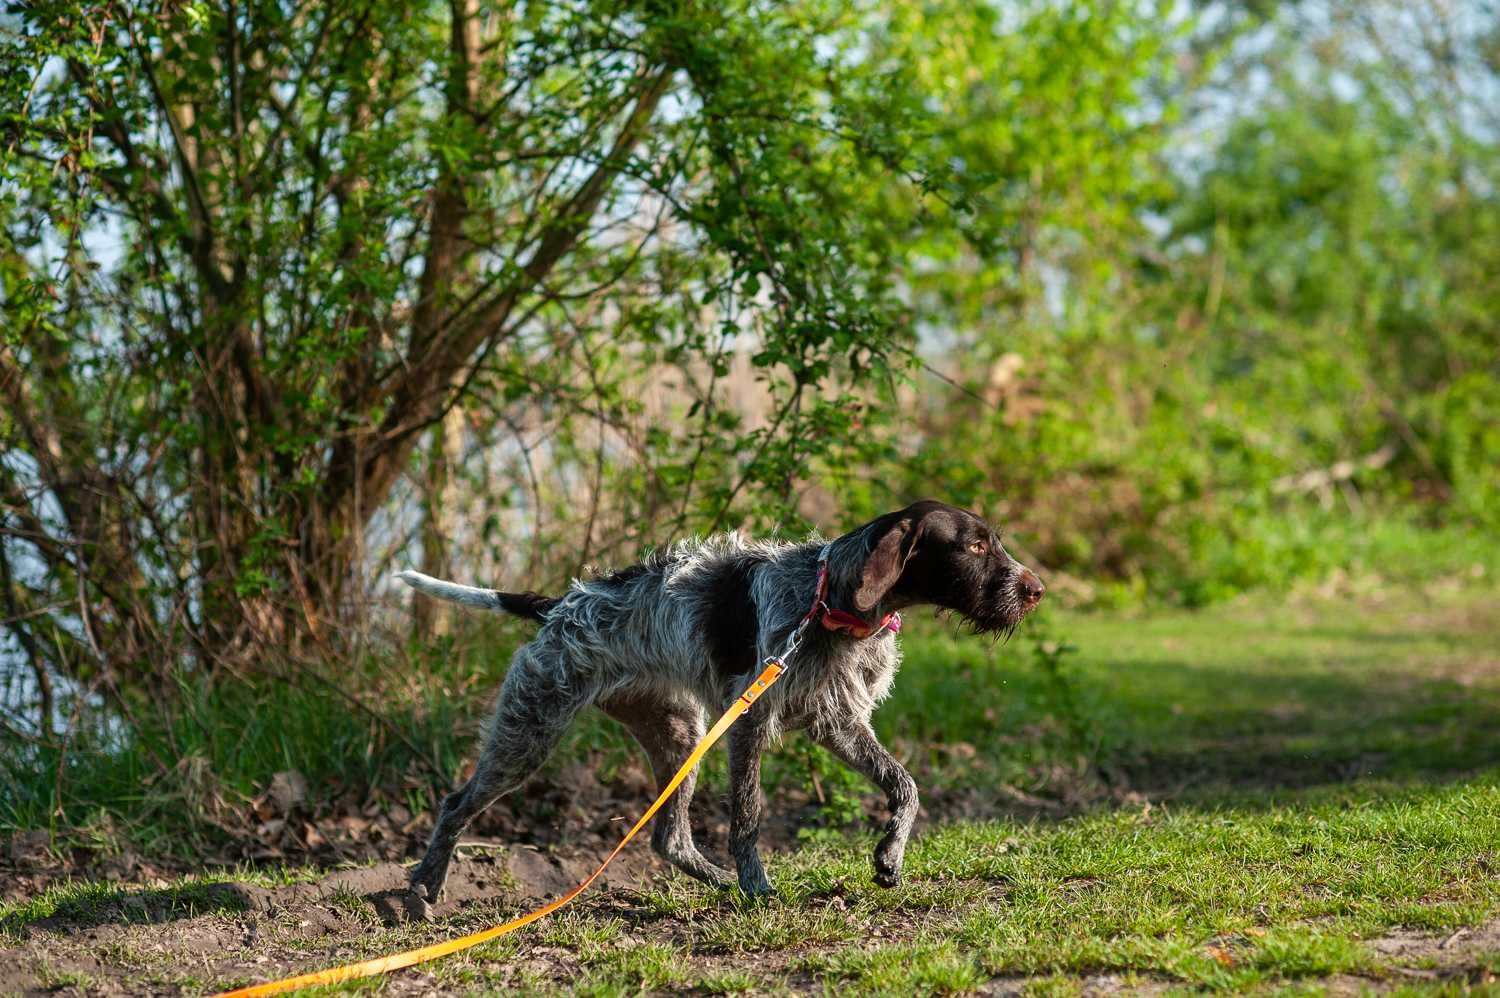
[{"xmin": 951, "ymin": 588, "xmax": 1036, "ymax": 640}]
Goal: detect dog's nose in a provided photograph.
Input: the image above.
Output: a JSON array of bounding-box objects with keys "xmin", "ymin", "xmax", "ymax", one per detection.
[{"xmin": 1017, "ymin": 570, "xmax": 1045, "ymax": 605}]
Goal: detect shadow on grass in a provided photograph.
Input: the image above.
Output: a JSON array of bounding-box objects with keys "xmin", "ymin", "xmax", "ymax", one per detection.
[
  {"xmin": 883, "ymin": 588, "xmax": 1500, "ymax": 811},
  {"xmin": 1104, "ymin": 655, "xmax": 1500, "ymax": 797},
  {"xmin": 1, "ymin": 880, "xmax": 260, "ymax": 938}
]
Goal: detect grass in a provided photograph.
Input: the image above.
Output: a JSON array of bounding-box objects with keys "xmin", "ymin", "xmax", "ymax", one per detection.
[
  {"xmin": 934, "ymin": 784, "xmax": 1498, "ymax": 983},
  {"xmin": 799, "ymin": 939, "xmax": 988, "ymax": 994},
  {"xmin": 4, "ymin": 580, "xmax": 1500, "ymax": 993},
  {"xmin": 0, "ymin": 862, "xmax": 335, "ymax": 944},
  {"xmin": 0, "ymin": 631, "xmax": 506, "ymax": 857},
  {"xmin": 545, "ymin": 774, "xmax": 1497, "ymax": 992},
  {"xmin": 899, "ymin": 582, "xmax": 1500, "ymax": 799}
]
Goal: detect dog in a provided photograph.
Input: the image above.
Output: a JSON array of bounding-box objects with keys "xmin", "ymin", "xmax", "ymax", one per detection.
[{"xmin": 396, "ymin": 499, "xmax": 1044, "ymax": 908}]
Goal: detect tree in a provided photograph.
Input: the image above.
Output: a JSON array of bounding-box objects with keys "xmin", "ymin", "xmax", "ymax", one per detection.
[{"xmin": 1, "ymin": 0, "xmax": 938, "ymax": 700}]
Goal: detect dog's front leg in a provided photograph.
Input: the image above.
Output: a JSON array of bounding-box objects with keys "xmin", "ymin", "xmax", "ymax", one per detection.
[
  {"xmin": 815, "ymin": 721, "xmax": 919, "ymax": 888},
  {"xmin": 727, "ymin": 707, "xmax": 775, "ymax": 897}
]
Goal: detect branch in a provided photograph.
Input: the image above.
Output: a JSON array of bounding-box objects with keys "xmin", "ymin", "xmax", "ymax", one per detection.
[
  {"xmin": 406, "ymin": 0, "xmax": 485, "ymax": 355},
  {"xmin": 0, "ymin": 540, "xmax": 54, "ymax": 737},
  {"xmin": 452, "ymin": 66, "xmax": 676, "ymax": 361},
  {"xmin": 122, "ymin": 16, "xmax": 226, "ymax": 298},
  {"xmin": 1270, "ymin": 444, "xmax": 1398, "ymax": 496},
  {"xmin": 69, "ymin": 62, "xmax": 227, "ymax": 300},
  {"xmin": 327, "ymin": 64, "xmax": 676, "ymax": 523},
  {"xmin": 0, "ymin": 345, "xmax": 82, "ymax": 532}
]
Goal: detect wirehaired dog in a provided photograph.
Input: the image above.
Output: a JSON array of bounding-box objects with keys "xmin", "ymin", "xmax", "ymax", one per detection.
[{"xmin": 397, "ymin": 499, "xmax": 1045, "ymax": 907}]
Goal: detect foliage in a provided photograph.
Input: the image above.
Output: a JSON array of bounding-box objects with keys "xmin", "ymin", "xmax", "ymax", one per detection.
[
  {"xmin": 870, "ymin": 0, "xmax": 1499, "ymax": 604},
  {"xmin": 2, "ymin": 0, "xmax": 1498, "ymax": 849},
  {"xmin": 0, "ymin": 0, "xmax": 978, "ymax": 705}
]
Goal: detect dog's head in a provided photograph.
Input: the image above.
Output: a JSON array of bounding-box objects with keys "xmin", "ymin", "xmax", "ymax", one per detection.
[{"xmin": 846, "ymin": 499, "xmax": 1044, "ymax": 635}]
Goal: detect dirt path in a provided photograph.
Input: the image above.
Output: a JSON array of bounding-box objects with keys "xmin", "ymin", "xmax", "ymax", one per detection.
[
  {"xmin": 1, "ymin": 840, "xmax": 661, "ymax": 995},
  {"xmin": 5, "ymin": 839, "xmax": 1499, "ymax": 996}
]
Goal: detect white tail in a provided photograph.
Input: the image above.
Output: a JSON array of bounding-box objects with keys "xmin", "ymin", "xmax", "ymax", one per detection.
[{"xmin": 395, "ymin": 569, "xmax": 501, "ymax": 611}]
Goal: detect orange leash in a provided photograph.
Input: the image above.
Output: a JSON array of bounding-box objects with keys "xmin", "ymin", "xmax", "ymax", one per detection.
[{"xmin": 214, "ymin": 660, "xmax": 786, "ymax": 997}]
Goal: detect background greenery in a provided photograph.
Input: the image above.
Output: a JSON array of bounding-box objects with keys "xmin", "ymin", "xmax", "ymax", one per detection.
[{"xmin": 2, "ymin": 0, "xmax": 1497, "ymax": 862}]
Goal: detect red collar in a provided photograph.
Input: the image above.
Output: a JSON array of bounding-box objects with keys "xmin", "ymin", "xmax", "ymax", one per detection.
[{"xmin": 805, "ymin": 550, "xmax": 902, "ymax": 639}]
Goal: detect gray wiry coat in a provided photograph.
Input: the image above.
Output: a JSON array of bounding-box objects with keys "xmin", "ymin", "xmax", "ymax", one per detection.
[
  {"xmin": 525, "ymin": 532, "xmax": 901, "ymax": 738},
  {"xmin": 399, "ymin": 500, "xmax": 1044, "ymax": 906}
]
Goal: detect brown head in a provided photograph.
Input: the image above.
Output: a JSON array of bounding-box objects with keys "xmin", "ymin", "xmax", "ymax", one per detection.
[{"xmin": 840, "ymin": 499, "xmax": 1045, "ymax": 635}]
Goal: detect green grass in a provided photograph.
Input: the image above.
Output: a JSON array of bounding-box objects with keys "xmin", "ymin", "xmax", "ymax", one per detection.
[
  {"xmin": 798, "ymin": 939, "xmax": 988, "ymax": 994},
  {"xmin": 933, "ymin": 783, "xmax": 1498, "ymax": 984},
  {"xmin": 580, "ymin": 773, "xmax": 1499, "ymax": 992},
  {"xmin": 0, "ymin": 638, "xmax": 502, "ymax": 857},
  {"xmin": 883, "ymin": 583, "xmax": 1500, "ymax": 801},
  {"xmin": 0, "ymin": 863, "xmax": 331, "ymax": 943},
  {"xmin": 6, "ymin": 582, "xmax": 1500, "ymax": 993}
]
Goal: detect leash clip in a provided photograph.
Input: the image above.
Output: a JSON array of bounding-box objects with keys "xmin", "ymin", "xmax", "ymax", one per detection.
[{"xmin": 739, "ymin": 658, "xmax": 786, "ymax": 707}]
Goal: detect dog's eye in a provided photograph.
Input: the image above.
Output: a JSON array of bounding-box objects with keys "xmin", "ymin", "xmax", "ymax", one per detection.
[{"xmin": 968, "ymin": 540, "xmax": 987, "ymax": 556}]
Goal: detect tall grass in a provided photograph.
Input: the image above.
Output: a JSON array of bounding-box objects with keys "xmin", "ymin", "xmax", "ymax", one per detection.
[{"xmin": 0, "ymin": 626, "xmax": 517, "ymax": 858}]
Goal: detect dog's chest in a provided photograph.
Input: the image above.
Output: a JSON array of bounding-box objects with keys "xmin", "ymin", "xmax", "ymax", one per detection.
[
  {"xmin": 777, "ymin": 638, "xmax": 900, "ymax": 729},
  {"xmin": 854, "ymin": 640, "xmax": 901, "ymax": 705}
]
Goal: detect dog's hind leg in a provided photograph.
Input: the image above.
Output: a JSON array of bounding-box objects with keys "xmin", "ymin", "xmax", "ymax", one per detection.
[
  {"xmin": 599, "ymin": 692, "xmax": 734, "ymax": 888},
  {"xmin": 408, "ymin": 641, "xmax": 595, "ymax": 908}
]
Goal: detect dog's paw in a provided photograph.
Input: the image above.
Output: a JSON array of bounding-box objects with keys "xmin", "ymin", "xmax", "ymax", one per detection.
[
  {"xmin": 737, "ymin": 873, "xmax": 776, "ymax": 900},
  {"xmin": 369, "ymin": 886, "xmax": 432, "ymax": 925},
  {"xmin": 873, "ymin": 831, "xmax": 907, "ymax": 889},
  {"xmin": 404, "ymin": 880, "xmax": 440, "ymax": 919},
  {"xmin": 873, "ymin": 844, "xmax": 904, "ymax": 888}
]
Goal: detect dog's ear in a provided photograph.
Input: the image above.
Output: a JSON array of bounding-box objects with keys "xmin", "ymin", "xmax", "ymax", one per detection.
[{"xmin": 853, "ymin": 515, "xmax": 926, "ymax": 612}]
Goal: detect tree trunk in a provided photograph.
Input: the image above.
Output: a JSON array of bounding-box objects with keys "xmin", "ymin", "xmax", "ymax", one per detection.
[{"xmin": 414, "ymin": 406, "xmax": 466, "ymax": 637}]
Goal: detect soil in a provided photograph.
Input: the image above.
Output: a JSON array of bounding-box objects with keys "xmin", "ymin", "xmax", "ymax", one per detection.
[
  {"xmin": 0, "ymin": 750, "xmax": 1078, "ymax": 909},
  {"xmin": 0, "ymin": 847, "xmax": 647, "ymax": 995},
  {"xmin": 0, "ymin": 748, "xmax": 1112, "ymax": 996},
  {"xmin": 0, "ymin": 758, "xmax": 911, "ymax": 995},
  {"xmin": 3, "ymin": 736, "xmax": 1498, "ymax": 993},
  {"xmin": 6, "ymin": 777, "xmax": 1500, "ymax": 998},
  {"xmin": 5, "ymin": 846, "xmax": 1498, "ymax": 996}
]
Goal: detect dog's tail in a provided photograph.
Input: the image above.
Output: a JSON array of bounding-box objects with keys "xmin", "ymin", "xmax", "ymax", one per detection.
[{"xmin": 395, "ymin": 570, "xmax": 561, "ymax": 623}]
